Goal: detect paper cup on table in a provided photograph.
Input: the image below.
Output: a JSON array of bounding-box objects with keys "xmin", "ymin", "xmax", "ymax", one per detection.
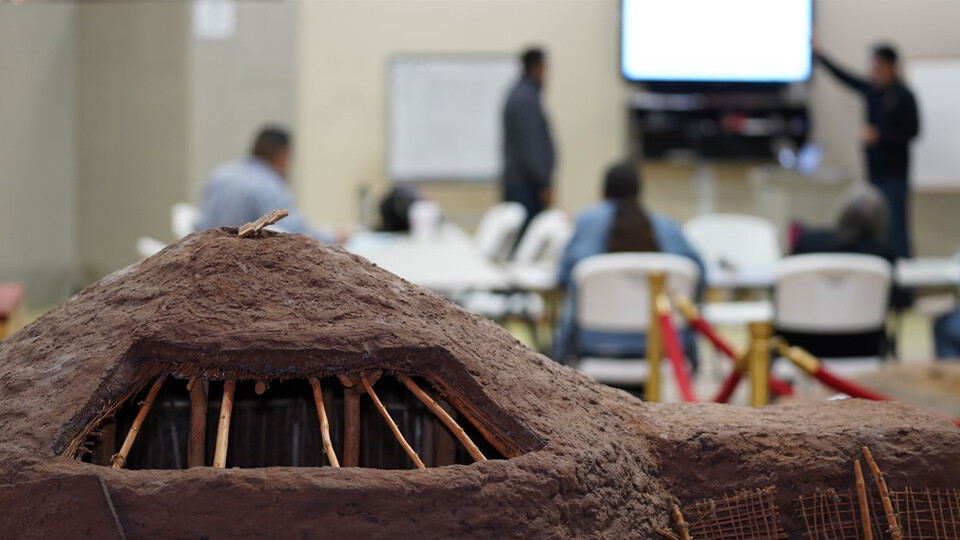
[{"xmin": 409, "ymin": 200, "xmax": 441, "ymax": 242}]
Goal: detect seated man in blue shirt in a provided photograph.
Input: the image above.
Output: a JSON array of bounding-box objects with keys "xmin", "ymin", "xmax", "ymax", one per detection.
[
  {"xmin": 200, "ymin": 126, "xmax": 328, "ymax": 241},
  {"xmin": 552, "ymin": 162, "xmax": 705, "ymax": 365}
]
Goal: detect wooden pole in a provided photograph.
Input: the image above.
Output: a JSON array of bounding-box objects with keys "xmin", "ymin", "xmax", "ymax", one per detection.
[
  {"xmin": 855, "ymin": 459, "xmax": 875, "ymax": 540},
  {"xmin": 187, "ymin": 377, "xmax": 208, "ymax": 468},
  {"xmin": 360, "ymin": 373, "xmax": 425, "ymax": 469},
  {"xmin": 337, "ymin": 372, "xmax": 381, "ymax": 467},
  {"xmin": 671, "ymin": 504, "xmax": 691, "ymax": 540},
  {"xmin": 863, "ymin": 446, "xmax": 902, "ymax": 540},
  {"xmin": 112, "ymin": 374, "xmax": 167, "ymax": 469},
  {"xmin": 343, "ymin": 388, "xmax": 361, "ymax": 467},
  {"xmin": 397, "ymin": 374, "xmax": 486, "ymax": 462},
  {"xmin": 748, "ymin": 321, "xmax": 773, "ymax": 407},
  {"xmin": 97, "ymin": 422, "xmax": 117, "ymax": 467},
  {"xmin": 309, "ymin": 377, "xmax": 340, "ymax": 467},
  {"xmin": 212, "ymin": 380, "xmax": 236, "ymax": 468},
  {"xmin": 646, "ymin": 273, "xmax": 665, "ymax": 402}
]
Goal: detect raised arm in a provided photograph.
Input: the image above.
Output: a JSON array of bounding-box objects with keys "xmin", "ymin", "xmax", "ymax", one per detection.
[{"xmin": 815, "ymin": 53, "xmax": 871, "ymax": 94}]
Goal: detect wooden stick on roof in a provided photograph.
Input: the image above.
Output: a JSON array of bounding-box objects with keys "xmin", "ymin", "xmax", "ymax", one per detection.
[
  {"xmin": 855, "ymin": 459, "xmax": 875, "ymax": 540},
  {"xmin": 309, "ymin": 377, "xmax": 340, "ymax": 467},
  {"xmin": 238, "ymin": 208, "xmax": 288, "ymax": 238},
  {"xmin": 396, "ymin": 374, "xmax": 485, "ymax": 462},
  {"xmin": 863, "ymin": 446, "xmax": 902, "ymax": 540},
  {"xmin": 112, "ymin": 374, "xmax": 167, "ymax": 469},
  {"xmin": 360, "ymin": 373, "xmax": 425, "ymax": 469}
]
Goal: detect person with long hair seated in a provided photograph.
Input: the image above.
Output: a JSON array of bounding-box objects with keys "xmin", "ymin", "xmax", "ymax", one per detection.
[{"xmin": 552, "ymin": 161, "xmax": 705, "ymax": 365}]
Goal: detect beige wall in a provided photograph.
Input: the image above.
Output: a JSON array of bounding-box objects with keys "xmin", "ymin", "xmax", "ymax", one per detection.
[
  {"xmin": 0, "ymin": 4, "xmax": 78, "ymax": 305},
  {"xmin": 77, "ymin": 3, "xmax": 192, "ymax": 279},
  {"xmin": 189, "ymin": 1, "xmax": 298, "ymax": 201},
  {"xmin": 296, "ymin": 0, "xmax": 629, "ymax": 225}
]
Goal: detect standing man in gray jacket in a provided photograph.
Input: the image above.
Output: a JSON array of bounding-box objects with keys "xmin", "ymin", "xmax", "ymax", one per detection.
[{"xmin": 502, "ymin": 48, "xmax": 556, "ymax": 234}]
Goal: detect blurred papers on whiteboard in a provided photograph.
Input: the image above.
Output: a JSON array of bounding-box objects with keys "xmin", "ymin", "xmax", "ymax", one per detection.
[
  {"xmin": 388, "ymin": 56, "xmax": 520, "ymax": 182},
  {"xmin": 194, "ymin": 0, "xmax": 236, "ymax": 41}
]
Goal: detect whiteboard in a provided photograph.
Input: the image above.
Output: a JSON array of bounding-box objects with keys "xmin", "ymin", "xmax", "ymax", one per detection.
[
  {"xmin": 906, "ymin": 58, "xmax": 960, "ymax": 192},
  {"xmin": 388, "ymin": 55, "xmax": 520, "ymax": 182}
]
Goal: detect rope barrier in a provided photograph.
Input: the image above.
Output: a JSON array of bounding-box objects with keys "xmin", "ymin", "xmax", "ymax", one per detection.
[
  {"xmin": 674, "ymin": 297, "xmax": 794, "ymax": 401},
  {"xmin": 774, "ymin": 339, "xmax": 960, "ymax": 428},
  {"xmin": 657, "ymin": 294, "xmax": 698, "ymax": 402}
]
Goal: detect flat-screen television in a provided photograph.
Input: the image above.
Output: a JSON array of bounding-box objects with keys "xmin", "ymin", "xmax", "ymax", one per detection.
[{"xmin": 621, "ymin": 0, "xmax": 813, "ymax": 85}]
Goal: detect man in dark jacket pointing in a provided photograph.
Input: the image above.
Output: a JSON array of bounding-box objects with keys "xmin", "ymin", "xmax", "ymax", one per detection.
[
  {"xmin": 815, "ymin": 43, "xmax": 920, "ymax": 259},
  {"xmin": 502, "ymin": 47, "xmax": 556, "ymax": 234}
]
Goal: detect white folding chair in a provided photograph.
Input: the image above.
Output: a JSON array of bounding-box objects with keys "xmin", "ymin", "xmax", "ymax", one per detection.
[
  {"xmin": 684, "ymin": 213, "xmax": 780, "ymax": 328},
  {"xmin": 684, "ymin": 213, "xmax": 781, "ymax": 269},
  {"xmin": 512, "ymin": 210, "xmax": 571, "ymax": 266},
  {"xmin": 462, "ymin": 210, "xmax": 572, "ymax": 350},
  {"xmin": 573, "ymin": 253, "xmax": 700, "ymax": 396},
  {"xmin": 171, "ymin": 203, "xmax": 202, "ymax": 239},
  {"xmin": 771, "ymin": 254, "xmax": 893, "ymax": 382},
  {"xmin": 474, "ymin": 202, "xmax": 526, "ymax": 263}
]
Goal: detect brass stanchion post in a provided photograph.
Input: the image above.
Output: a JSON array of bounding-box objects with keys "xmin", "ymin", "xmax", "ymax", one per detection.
[
  {"xmin": 646, "ymin": 273, "xmax": 666, "ymax": 402},
  {"xmin": 748, "ymin": 322, "xmax": 772, "ymax": 407}
]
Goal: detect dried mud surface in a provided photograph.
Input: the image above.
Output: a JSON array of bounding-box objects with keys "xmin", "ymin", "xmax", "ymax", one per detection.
[{"xmin": 0, "ymin": 228, "xmax": 957, "ymax": 539}]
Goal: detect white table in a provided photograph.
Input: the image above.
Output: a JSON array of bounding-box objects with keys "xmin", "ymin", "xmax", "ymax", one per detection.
[
  {"xmin": 895, "ymin": 258, "xmax": 960, "ymax": 288},
  {"xmin": 506, "ymin": 261, "xmax": 558, "ymax": 292},
  {"xmin": 345, "ymin": 224, "xmax": 510, "ymax": 295}
]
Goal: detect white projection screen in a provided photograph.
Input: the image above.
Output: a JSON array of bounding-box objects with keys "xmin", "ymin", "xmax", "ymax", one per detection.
[{"xmin": 621, "ymin": 0, "xmax": 812, "ymax": 83}]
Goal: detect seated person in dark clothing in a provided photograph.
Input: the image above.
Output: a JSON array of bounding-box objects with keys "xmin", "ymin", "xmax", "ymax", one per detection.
[
  {"xmin": 793, "ymin": 185, "xmax": 897, "ymax": 263},
  {"xmin": 786, "ymin": 186, "xmax": 898, "ymax": 357}
]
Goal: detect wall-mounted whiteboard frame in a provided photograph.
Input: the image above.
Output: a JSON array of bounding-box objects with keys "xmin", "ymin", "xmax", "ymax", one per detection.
[
  {"xmin": 387, "ymin": 54, "xmax": 521, "ymax": 183},
  {"xmin": 905, "ymin": 57, "xmax": 960, "ymax": 193}
]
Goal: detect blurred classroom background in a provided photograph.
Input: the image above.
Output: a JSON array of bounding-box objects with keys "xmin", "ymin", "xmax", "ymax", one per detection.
[{"xmin": 3, "ymin": 0, "xmax": 960, "ymax": 409}]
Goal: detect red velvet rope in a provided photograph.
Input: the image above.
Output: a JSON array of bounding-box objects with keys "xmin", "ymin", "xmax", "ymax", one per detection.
[
  {"xmin": 810, "ymin": 357, "xmax": 960, "ymax": 428},
  {"xmin": 687, "ymin": 315, "xmax": 794, "ymax": 400},
  {"xmin": 812, "ymin": 365, "xmax": 890, "ymax": 401},
  {"xmin": 658, "ymin": 311, "xmax": 698, "ymax": 402},
  {"xmin": 712, "ymin": 371, "xmax": 743, "ymax": 403}
]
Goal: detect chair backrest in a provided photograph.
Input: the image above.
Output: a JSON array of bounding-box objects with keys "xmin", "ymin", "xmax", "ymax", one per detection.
[
  {"xmin": 683, "ymin": 213, "xmax": 781, "ymax": 267},
  {"xmin": 171, "ymin": 203, "xmax": 202, "ymax": 238},
  {"xmin": 572, "ymin": 253, "xmax": 700, "ymax": 333},
  {"xmin": 774, "ymin": 254, "xmax": 892, "ymax": 333},
  {"xmin": 512, "ymin": 209, "xmax": 572, "ymax": 265},
  {"xmin": 474, "ymin": 202, "xmax": 527, "ymax": 262}
]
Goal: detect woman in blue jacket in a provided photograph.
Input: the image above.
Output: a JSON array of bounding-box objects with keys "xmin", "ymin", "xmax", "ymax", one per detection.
[{"xmin": 552, "ymin": 162, "xmax": 705, "ymax": 364}]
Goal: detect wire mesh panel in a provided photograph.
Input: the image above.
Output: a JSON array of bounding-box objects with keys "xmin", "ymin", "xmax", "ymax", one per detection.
[
  {"xmin": 797, "ymin": 488, "xmax": 960, "ymax": 539},
  {"xmin": 890, "ymin": 488, "xmax": 960, "ymax": 540},
  {"xmin": 683, "ymin": 487, "xmax": 788, "ymax": 539},
  {"xmin": 797, "ymin": 488, "xmax": 885, "ymax": 540}
]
